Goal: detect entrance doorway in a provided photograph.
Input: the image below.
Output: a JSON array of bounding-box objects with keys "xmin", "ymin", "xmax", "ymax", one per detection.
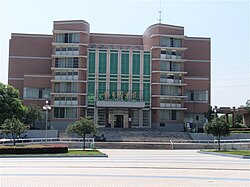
[{"xmin": 115, "ymin": 115, "xmax": 124, "ymax": 128}]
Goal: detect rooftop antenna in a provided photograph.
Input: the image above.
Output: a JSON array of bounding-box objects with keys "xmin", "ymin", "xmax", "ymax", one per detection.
[{"xmin": 158, "ymin": 0, "xmax": 163, "ymax": 23}]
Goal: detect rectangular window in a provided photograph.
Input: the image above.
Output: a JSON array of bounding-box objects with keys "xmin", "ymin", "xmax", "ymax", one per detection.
[
  {"xmin": 23, "ymin": 88, "xmax": 51, "ymax": 99},
  {"xmin": 143, "ymin": 54, "xmax": 150, "ymax": 75},
  {"xmin": 160, "ymin": 110, "xmax": 181, "ymax": 120},
  {"xmin": 55, "ymin": 33, "xmax": 80, "ymax": 43},
  {"xmin": 109, "ymin": 82, "xmax": 117, "ymax": 100},
  {"xmin": 132, "ymin": 53, "xmax": 140, "ymax": 75},
  {"xmin": 110, "ymin": 53, "xmax": 118, "ymax": 74},
  {"xmin": 121, "ymin": 82, "xmax": 129, "ymax": 100},
  {"xmin": 98, "ymin": 82, "xmax": 106, "ymax": 100},
  {"xmin": 121, "ymin": 53, "xmax": 129, "ymax": 74},
  {"xmin": 143, "ymin": 83, "xmax": 150, "ymax": 102},
  {"xmin": 88, "ymin": 52, "xmax": 95, "ymax": 73},
  {"xmin": 88, "ymin": 82, "xmax": 95, "ymax": 104},
  {"xmin": 99, "ymin": 53, "xmax": 107, "ymax": 74},
  {"xmin": 132, "ymin": 83, "xmax": 140, "ymax": 100}
]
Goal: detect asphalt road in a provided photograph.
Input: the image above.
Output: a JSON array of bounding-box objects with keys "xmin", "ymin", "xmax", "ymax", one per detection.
[{"xmin": 1, "ymin": 149, "xmax": 250, "ymax": 187}]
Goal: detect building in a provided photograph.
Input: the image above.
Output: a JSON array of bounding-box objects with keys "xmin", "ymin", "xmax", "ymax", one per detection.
[{"xmin": 8, "ymin": 20, "xmax": 210, "ymax": 131}]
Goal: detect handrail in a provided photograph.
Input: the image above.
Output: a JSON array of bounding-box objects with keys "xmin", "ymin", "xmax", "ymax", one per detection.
[{"xmin": 0, "ymin": 138, "xmax": 95, "ymax": 146}]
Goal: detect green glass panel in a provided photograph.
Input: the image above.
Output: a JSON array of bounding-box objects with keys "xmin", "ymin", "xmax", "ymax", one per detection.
[
  {"xmin": 110, "ymin": 53, "xmax": 118, "ymax": 74},
  {"xmin": 121, "ymin": 53, "xmax": 129, "ymax": 74},
  {"xmin": 143, "ymin": 54, "xmax": 150, "ymax": 75},
  {"xmin": 121, "ymin": 82, "xmax": 129, "ymax": 101},
  {"xmin": 98, "ymin": 82, "xmax": 106, "ymax": 101},
  {"xmin": 132, "ymin": 53, "xmax": 140, "ymax": 75},
  {"xmin": 132, "ymin": 83, "xmax": 140, "ymax": 100},
  {"xmin": 88, "ymin": 52, "xmax": 95, "ymax": 73},
  {"xmin": 99, "ymin": 53, "xmax": 107, "ymax": 74},
  {"xmin": 143, "ymin": 83, "xmax": 150, "ymax": 101},
  {"xmin": 87, "ymin": 82, "xmax": 95, "ymax": 103}
]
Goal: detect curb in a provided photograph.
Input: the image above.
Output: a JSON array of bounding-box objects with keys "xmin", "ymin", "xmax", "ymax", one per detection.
[
  {"xmin": 0, "ymin": 154, "xmax": 108, "ymax": 158},
  {"xmin": 197, "ymin": 151, "xmax": 250, "ymax": 159}
]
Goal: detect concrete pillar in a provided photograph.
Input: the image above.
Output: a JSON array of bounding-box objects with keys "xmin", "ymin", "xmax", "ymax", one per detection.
[
  {"xmin": 225, "ymin": 114, "xmax": 229, "ymax": 124},
  {"xmin": 94, "ymin": 107, "xmax": 98, "ymax": 126},
  {"xmin": 105, "ymin": 108, "xmax": 109, "ymax": 127},
  {"xmin": 139, "ymin": 109, "xmax": 143, "ymax": 128},
  {"xmin": 232, "ymin": 107, "xmax": 236, "ymax": 127}
]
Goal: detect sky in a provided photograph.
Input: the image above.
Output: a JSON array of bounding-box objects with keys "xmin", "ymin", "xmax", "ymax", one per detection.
[{"xmin": 0, "ymin": 0, "xmax": 249, "ymax": 108}]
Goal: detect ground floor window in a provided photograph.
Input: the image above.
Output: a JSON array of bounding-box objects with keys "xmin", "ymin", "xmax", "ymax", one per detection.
[
  {"xmin": 54, "ymin": 107, "xmax": 77, "ymax": 118},
  {"xmin": 160, "ymin": 110, "xmax": 181, "ymax": 121}
]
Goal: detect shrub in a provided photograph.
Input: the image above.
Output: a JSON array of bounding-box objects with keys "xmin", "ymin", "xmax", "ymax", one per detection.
[{"xmin": 0, "ymin": 144, "xmax": 68, "ymax": 154}]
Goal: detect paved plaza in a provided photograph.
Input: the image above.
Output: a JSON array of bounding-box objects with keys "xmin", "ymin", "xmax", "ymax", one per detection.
[{"xmin": 0, "ymin": 149, "xmax": 250, "ymax": 187}]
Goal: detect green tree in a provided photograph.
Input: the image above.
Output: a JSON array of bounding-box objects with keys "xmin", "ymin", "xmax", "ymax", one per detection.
[
  {"xmin": 204, "ymin": 118, "xmax": 230, "ymax": 151},
  {"xmin": 0, "ymin": 83, "xmax": 27, "ymax": 126},
  {"xmin": 245, "ymin": 99, "xmax": 250, "ymax": 112},
  {"xmin": 23, "ymin": 104, "xmax": 43, "ymax": 128},
  {"xmin": 66, "ymin": 117, "xmax": 96, "ymax": 150},
  {"xmin": 204, "ymin": 105, "xmax": 214, "ymax": 122},
  {"xmin": 0, "ymin": 117, "xmax": 29, "ymax": 145}
]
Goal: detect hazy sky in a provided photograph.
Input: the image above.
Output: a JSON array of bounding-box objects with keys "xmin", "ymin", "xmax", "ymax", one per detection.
[{"xmin": 0, "ymin": 0, "xmax": 249, "ymax": 108}]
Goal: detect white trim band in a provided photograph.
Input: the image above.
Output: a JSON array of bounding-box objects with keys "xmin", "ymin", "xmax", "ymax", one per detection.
[{"xmin": 9, "ymin": 56, "xmax": 52, "ymax": 60}]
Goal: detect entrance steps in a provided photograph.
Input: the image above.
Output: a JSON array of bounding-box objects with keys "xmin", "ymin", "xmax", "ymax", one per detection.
[{"xmin": 94, "ymin": 128, "xmax": 192, "ymax": 142}]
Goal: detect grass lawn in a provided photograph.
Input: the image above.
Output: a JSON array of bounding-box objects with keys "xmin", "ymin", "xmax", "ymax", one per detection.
[
  {"xmin": 212, "ymin": 150, "xmax": 250, "ymax": 156},
  {"xmin": 68, "ymin": 150, "xmax": 103, "ymax": 155}
]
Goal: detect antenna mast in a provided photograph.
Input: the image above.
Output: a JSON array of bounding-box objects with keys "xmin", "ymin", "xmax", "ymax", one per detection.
[{"xmin": 158, "ymin": 0, "xmax": 162, "ymax": 23}]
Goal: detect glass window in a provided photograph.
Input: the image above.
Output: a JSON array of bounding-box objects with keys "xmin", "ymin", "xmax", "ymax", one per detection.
[
  {"xmin": 121, "ymin": 53, "xmax": 129, "ymax": 74},
  {"xmin": 132, "ymin": 83, "xmax": 140, "ymax": 100},
  {"xmin": 88, "ymin": 82, "xmax": 95, "ymax": 104},
  {"xmin": 99, "ymin": 53, "xmax": 107, "ymax": 74},
  {"xmin": 143, "ymin": 54, "xmax": 150, "ymax": 75},
  {"xmin": 143, "ymin": 83, "xmax": 150, "ymax": 101},
  {"xmin": 132, "ymin": 53, "xmax": 140, "ymax": 75},
  {"xmin": 88, "ymin": 52, "xmax": 95, "ymax": 73},
  {"xmin": 110, "ymin": 53, "xmax": 118, "ymax": 74}
]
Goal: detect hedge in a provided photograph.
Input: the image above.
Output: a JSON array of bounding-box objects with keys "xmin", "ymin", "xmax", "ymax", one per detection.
[{"xmin": 0, "ymin": 144, "xmax": 68, "ymax": 154}]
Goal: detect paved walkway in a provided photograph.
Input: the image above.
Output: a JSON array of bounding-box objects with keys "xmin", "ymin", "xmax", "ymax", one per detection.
[{"xmin": 1, "ymin": 150, "xmax": 250, "ymax": 187}]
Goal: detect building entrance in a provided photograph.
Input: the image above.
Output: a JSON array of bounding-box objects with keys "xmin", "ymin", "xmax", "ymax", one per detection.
[{"xmin": 115, "ymin": 115, "xmax": 124, "ymax": 128}]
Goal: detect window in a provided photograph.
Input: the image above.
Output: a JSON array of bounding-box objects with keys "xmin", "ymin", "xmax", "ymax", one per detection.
[
  {"xmin": 24, "ymin": 88, "xmax": 51, "ymax": 99},
  {"xmin": 88, "ymin": 52, "xmax": 95, "ymax": 73},
  {"xmin": 160, "ymin": 37, "xmax": 181, "ymax": 47},
  {"xmin": 185, "ymin": 90, "xmax": 208, "ymax": 102},
  {"xmin": 132, "ymin": 83, "xmax": 140, "ymax": 100},
  {"xmin": 143, "ymin": 53, "xmax": 150, "ymax": 75},
  {"xmin": 88, "ymin": 82, "xmax": 95, "ymax": 104},
  {"xmin": 54, "ymin": 107, "xmax": 77, "ymax": 118},
  {"xmin": 132, "ymin": 53, "xmax": 140, "ymax": 75},
  {"xmin": 99, "ymin": 52, "xmax": 107, "ymax": 74},
  {"xmin": 143, "ymin": 83, "xmax": 150, "ymax": 101},
  {"xmin": 110, "ymin": 53, "xmax": 118, "ymax": 74},
  {"xmin": 161, "ymin": 85, "xmax": 181, "ymax": 96},
  {"xmin": 54, "ymin": 83, "xmax": 77, "ymax": 93},
  {"xmin": 121, "ymin": 53, "xmax": 129, "ymax": 74},
  {"xmin": 55, "ymin": 33, "xmax": 80, "ymax": 43},
  {"xmin": 160, "ymin": 110, "xmax": 181, "ymax": 120}
]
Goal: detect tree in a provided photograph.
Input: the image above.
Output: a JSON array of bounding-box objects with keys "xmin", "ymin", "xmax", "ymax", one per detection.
[
  {"xmin": 245, "ymin": 99, "xmax": 250, "ymax": 113},
  {"xmin": 204, "ymin": 117, "xmax": 230, "ymax": 151},
  {"xmin": 66, "ymin": 117, "xmax": 96, "ymax": 150},
  {"xmin": 0, "ymin": 117, "xmax": 29, "ymax": 145},
  {"xmin": 23, "ymin": 104, "xmax": 43, "ymax": 128},
  {"xmin": 0, "ymin": 83, "xmax": 27, "ymax": 126},
  {"xmin": 204, "ymin": 105, "xmax": 214, "ymax": 122}
]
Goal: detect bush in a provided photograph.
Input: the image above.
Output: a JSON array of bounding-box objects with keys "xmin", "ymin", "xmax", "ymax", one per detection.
[{"xmin": 0, "ymin": 144, "xmax": 68, "ymax": 154}]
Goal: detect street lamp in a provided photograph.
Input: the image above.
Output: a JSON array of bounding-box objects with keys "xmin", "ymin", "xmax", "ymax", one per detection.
[
  {"xmin": 43, "ymin": 100, "xmax": 51, "ymax": 143},
  {"xmin": 214, "ymin": 105, "xmax": 218, "ymax": 119}
]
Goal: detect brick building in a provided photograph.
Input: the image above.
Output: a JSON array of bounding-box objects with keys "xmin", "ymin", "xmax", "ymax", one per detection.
[{"xmin": 8, "ymin": 20, "xmax": 210, "ymax": 131}]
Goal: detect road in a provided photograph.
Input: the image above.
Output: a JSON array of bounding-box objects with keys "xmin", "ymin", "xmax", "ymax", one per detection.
[{"xmin": 0, "ymin": 149, "xmax": 250, "ymax": 187}]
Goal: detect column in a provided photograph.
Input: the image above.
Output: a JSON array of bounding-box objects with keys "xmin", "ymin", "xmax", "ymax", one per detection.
[
  {"xmin": 94, "ymin": 107, "xmax": 98, "ymax": 126},
  {"xmin": 139, "ymin": 109, "xmax": 143, "ymax": 128}
]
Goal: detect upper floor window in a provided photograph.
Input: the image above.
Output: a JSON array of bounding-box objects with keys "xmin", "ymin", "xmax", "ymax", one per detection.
[
  {"xmin": 24, "ymin": 87, "xmax": 51, "ymax": 99},
  {"xmin": 184, "ymin": 90, "xmax": 209, "ymax": 102},
  {"xmin": 160, "ymin": 37, "xmax": 181, "ymax": 47},
  {"xmin": 55, "ymin": 33, "xmax": 80, "ymax": 43}
]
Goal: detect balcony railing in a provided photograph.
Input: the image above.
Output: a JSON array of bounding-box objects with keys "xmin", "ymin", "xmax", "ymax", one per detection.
[
  {"xmin": 160, "ymin": 103, "xmax": 182, "ymax": 108},
  {"xmin": 160, "ymin": 78, "xmax": 182, "ymax": 84},
  {"xmin": 54, "ymin": 75, "xmax": 78, "ymax": 80},
  {"xmin": 161, "ymin": 54, "xmax": 182, "ymax": 60},
  {"xmin": 54, "ymin": 100, "xmax": 78, "ymax": 106}
]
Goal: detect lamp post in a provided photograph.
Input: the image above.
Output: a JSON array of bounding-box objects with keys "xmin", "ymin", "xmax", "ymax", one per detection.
[
  {"xmin": 214, "ymin": 105, "xmax": 218, "ymax": 119},
  {"xmin": 43, "ymin": 100, "xmax": 51, "ymax": 143}
]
